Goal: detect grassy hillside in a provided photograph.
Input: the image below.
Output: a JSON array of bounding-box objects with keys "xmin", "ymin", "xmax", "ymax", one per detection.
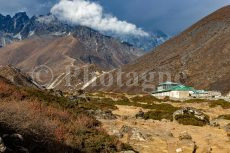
[{"xmin": 0, "ymin": 77, "xmax": 132, "ymax": 153}]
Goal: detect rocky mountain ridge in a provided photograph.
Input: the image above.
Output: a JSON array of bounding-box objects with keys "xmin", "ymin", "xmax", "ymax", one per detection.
[
  {"xmin": 0, "ymin": 12, "xmax": 167, "ymax": 50},
  {"xmin": 105, "ymin": 31, "xmax": 169, "ymax": 51},
  {"xmin": 0, "ymin": 65, "xmax": 40, "ymax": 89}
]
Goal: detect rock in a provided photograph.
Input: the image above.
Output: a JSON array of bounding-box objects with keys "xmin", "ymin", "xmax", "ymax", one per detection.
[
  {"xmin": 119, "ymin": 125, "xmax": 147, "ymax": 141},
  {"xmin": 165, "ymin": 131, "xmax": 174, "ymax": 137},
  {"xmin": 224, "ymin": 123, "xmax": 230, "ymax": 131},
  {"xmin": 120, "ymin": 125, "xmax": 133, "ymax": 134},
  {"xmin": 112, "ymin": 130, "xmax": 123, "ymax": 139},
  {"xmin": 120, "ymin": 151, "xmax": 136, "ymax": 153},
  {"xmin": 88, "ymin": 110, "xmax": 117, "ymax": 120},
  {"xmin": 177, "ymin": 139, "xmax": 197, "ymax": 153},
  {"xmin": 176, "ymin": 148, "xmax": 182, "ymax": 153},
  {"xmin": 210, "ymin": 120, "xmax": 220, "ymax": 128},
  {"xmin": 161, "ymin": 119, "xmax": 170, "ymax": 123},
  {"xmin": 54, "ymin": 90, "xmax": 63, "ymax": 97},
  {"xmin": 1, "ymin": 133, "xmax": 29, "ymax": 153},
  {"xmin": 224, "ymin": 123, "xmax": 230, "ymax": 138},
  {"xmin": 179, "ymin": 131, "xmax": 192, "ymax": 140},
  {"xmin": 122, "ymin": 116, "xmax": 129, "ymax": 120},
  {"xmin": 207, "ymin": 146, "xmax": 212, "ymax": 153},
  {"xmin": 130, "ymin": 130, "xmax": 146, "ymax": 141},
  {"xmin": 2, "ymin": 133, "xmax": 24, "ymax": 146},
  {"xmin": 135, "ymin": 110, "xmax": 144, "ymax": 119},
  {"xmin": 0, "ymin": 137, "xmax": 6, "ymax": 153}
]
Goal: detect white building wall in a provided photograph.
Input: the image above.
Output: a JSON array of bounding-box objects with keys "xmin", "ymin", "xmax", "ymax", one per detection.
[{"xmin": 152, "ymin": 91, "xmax": 190, "ymax": 99}]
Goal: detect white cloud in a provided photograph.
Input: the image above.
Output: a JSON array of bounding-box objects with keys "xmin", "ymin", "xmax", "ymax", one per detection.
[{"xmin": 51, "ymin": 0, "xmax": 148, "ymax": 36}]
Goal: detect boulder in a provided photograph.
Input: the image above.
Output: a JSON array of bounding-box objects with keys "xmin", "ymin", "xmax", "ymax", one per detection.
[
  {"xmin": 179, "ymin": 131, "xmax": 192, "ymax": 140},
  {"xmin": 1, "ymin": 133, "xmax": 29, "ymax": 153},
  {"xmin": 176, "ymin": 148, "xmax": 182, "ymax": 153},
  {"xmin": 135, "ymin": 110, "xmax": 144, "ymax": 119},
  {"xmin": 119, "ymin": 125, "xmax": 147, "ymax": 141},
  {"xmin": 0, "ymin": 137, "xmax": 6, "ymax": 153},
  {"xmin": 120, "ymin": 151, "xmax": 136, "ymax": 153},
  {"xmin": 88, "ymin": 110, "xmax": 117, "ymax": 120},
  {"xmin": 224, "ymin": 123, "xmax": 230, "ymax": 138},
  {"xmin": 210, "ymin": 120, "xmax": 220, "ymax": 128}
]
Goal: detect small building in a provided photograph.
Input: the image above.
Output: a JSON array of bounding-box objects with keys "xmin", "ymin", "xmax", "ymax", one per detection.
[
  {"xmin": 152, "ymin": 82, "xmax": 195, "ymax": 99},
  {"xmin": 191, "ymin": 90, "xmax": 222, "ymax": 98}
]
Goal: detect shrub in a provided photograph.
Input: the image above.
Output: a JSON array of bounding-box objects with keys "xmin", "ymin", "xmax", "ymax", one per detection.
[
  {"xmin": 183, "ymin": 99, "xmax": 207, "ymax": 103},
  {"xmin": 209, "ymin": 100, "xmax": 230, "ymax": 109},
  {"xmin": 131, "ymin": 95, "xmax": 162, "ymax": 103},
  {"xmin": 78, "ymin": 97, "xmax": 118, "ymax": 111},
  {"xmin": 175, "ymin": 114, "xmax": 209, "ymax": 126},
  {"xmin": 183, "ymin": 98, "xmax": 230, "ymax": 109},
  {"xmin": 218, "ymin": 114, "xmax": 230, "ymax": 120},
  {"xmin": 144, "ymin": 110, "xmax": 174, "ymax": 121},
  {"xmin": 142, "ymin": 103, "xmax": 179, "ymax": 121}
]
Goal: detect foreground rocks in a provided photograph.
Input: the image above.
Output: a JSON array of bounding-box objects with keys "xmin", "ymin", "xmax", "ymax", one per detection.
[
  {"xmin": 118, "ymin": 125, "xmax": 148, "ymax": 141},
  {"xmin": 88, "ymin": 110, "xmax": 117, "ymax": 120},
  {"xmin": 0, "ymin": 134, "xmax": 29, "ymax": 153}
]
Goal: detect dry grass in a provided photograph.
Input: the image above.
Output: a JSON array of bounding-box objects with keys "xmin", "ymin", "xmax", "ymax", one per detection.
[{"xmin": 0, "ymin": 78, "xmax": 132, "ymax": 153}]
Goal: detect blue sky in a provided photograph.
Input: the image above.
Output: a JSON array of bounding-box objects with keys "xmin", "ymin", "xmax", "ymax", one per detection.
[{"xmin": 0, "ymin": 0, "xmax": 230, "ymax": 35}]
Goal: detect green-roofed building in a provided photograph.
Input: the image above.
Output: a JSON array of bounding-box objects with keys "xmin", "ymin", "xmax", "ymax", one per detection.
[{"xmin": 152, "ymin": 82, "xmax": 195, "ymax": 99}]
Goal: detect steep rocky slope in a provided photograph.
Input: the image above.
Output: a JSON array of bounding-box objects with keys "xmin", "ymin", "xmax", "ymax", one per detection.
[
  {"xmin": 88, "ymin": 5, "xmax": 230, "ymax": 94},
  {"xmin": 0, "ymin": 65, "xmax": 40, "ymax": 89}
]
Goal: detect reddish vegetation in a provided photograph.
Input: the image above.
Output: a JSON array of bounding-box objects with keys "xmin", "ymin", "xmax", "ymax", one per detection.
[{"xmin": 0, "ymin": 77, "xmax": 129, "ymax": 153}]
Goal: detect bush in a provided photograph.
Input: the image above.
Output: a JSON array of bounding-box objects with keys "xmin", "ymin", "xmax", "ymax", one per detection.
[
  {"xmin": 209, "ymin": 100, "xmax": 230, "ymax": 109},
  {"xmin": 183, "ymin": 99, "xmax": 207, "ymax": 103},
  {"xmin": 144, "ymin": 110, "xmax": 174, "ymax": 121},
  {"xmin": 183, "ymin": 98, "xmax": 230, "ymax": 109},
  {"xmin": 78, "ymin": 97, "xmax": 118, "ymax": 111},
  {"xmin": 175, "ymin": 114, "xmax": 209, "ymax": 126},
  {"xmin": 131, "ymin": 95, "xmax": 162, "ymax": 103},
  {"xmin": 218, "ymin": 114, "xmax": 230, "ymax": 120},
  {"xmin": 142, "ymin": 103, "xmax": 179, "ymax": 121}
]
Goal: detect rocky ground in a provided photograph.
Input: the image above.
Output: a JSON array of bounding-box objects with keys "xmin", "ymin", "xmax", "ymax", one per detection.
[{"xmin": 99, "ymin": 104, "xmax": 230, "ymax": 153}]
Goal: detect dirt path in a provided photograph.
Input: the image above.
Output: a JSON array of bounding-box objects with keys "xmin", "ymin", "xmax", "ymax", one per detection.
[{"xmin": 99, "ymin": 105, "xmax": 230, "ymax": 153}]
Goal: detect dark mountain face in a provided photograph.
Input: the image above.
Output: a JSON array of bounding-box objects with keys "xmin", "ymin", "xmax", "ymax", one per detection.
[
  {"xmin": 0, "ymin": 12, "xmax": 73, "ymax": 46},
  {"xmin": 72, "ymin": 26, "xmax": 142, "ymax": 67},
  {"xmin": 104, "ymin": 31, "xmax": 169, "ymax": 51}
]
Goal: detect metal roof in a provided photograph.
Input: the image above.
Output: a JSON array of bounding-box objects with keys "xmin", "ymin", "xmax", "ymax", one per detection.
[
  {"xmin": 152, "ymin": 85, "xmax": 195, "ymax": 94},
  {"xmin": 158, "ymin": 81, "xmax": 180, "ymax": 86},
  {"xmin": 169, "ymin": 85, "xmax": 195, "ymax": 91}
]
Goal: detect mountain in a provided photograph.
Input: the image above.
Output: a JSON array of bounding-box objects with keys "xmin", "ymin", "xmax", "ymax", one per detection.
[
  {"xmin": 0, "ymin": 12, "xmax": 72, "ymax": 47},
  {"xmin": 87, "ymin": 5, "xmax": 230, "ymax": 94},
  {"xmin": 0, "ymin": 12, "xmax": 167, "ymax": 51},
  {"xmin": 105, "ymin": 31, "xmax": 169, "ymax": 51},
  {"xmin": 0, "ymin": 13, "xmax": 144, "ymax": 91}
]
